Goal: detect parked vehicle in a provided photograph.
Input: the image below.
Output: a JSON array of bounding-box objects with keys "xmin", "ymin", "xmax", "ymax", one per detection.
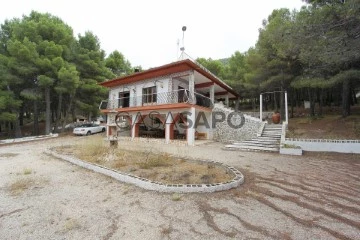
[{"xmin": 73, "ymin": 123, "xmax": 106, "ymax": 136}]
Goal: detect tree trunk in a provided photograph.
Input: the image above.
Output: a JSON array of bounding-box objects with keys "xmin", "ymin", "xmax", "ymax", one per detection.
[
  {"xmin": 273, "ymin": 92, "xmax": 278, "ymax": 112},
  {"xmin": 290, "ymin": 89, "xmax": 294, "ymax": 118},
  {"xmin": 61, "ymin": 94, "xmax": 74, "ymax": 133},
  {"xmin": 319, "ymin": 89, "xmax": 323, "ymax": 117},
  {"xmin": 14, "ymin": 112, "xmax": 22, "ymax": 138},
  {"xmin": 54, "ymin": 93, "xmax": 63, "ymax": 133},
  {"xmin": 353, "ymin": 89, "xmax": 357, "ymax": 104},
  {"xmin": 308, "ymin": 88, "xmax": 315, "ymax": 117},
  {"xmin": 33, "ymin": 99, "xmax": 39, "ymax": 135},
  {"xmin": 19, "ymin": 104, "xmax": 24, "ymax": 126},
  {"xmin": 45, "ymin": 87, "xmax": 51, "ymax": 134},
  {"xmin": 342, "ymin": 79, "xmax": 351, "ymax": 117}
]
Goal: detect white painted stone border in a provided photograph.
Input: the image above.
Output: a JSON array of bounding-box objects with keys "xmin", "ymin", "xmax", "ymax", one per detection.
[
  {"xmin": 281, "ymin": 121, "xmax": 360, "ymax": 154},
  {"xmin": 45, "ymin": 149, "xmax": 244, "ymax": 193},
  {"xmin": 283, "ymin": 138, "xmax": 360, "ymax": 154},
  {"xmin": 279, "ymin": 147, "xmax": 302, "ymax": 156},
  {"xmin": 0, "ymin": 134, "xmax": 59, "ymax": 145}
]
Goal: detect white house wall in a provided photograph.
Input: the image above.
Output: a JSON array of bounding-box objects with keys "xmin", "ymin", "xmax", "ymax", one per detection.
[{"xmin": 107, "ymin": 70, "xmax": 192, "ymax": 107}]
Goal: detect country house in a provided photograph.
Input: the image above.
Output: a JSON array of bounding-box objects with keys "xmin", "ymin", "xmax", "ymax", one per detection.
[{"xmin": 99, "ymin": 59, "xmax": 239, "ymax": 145}]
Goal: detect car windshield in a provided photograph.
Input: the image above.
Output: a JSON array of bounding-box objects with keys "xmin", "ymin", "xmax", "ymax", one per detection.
[{"xmin": 79, "ymin": 124, "xmax": 92, "ymax": 128}]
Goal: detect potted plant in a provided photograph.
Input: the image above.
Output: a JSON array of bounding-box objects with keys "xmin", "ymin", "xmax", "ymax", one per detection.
[{"xmin": 272, "ymin": 111, "xmax": 281, "ymax": 124}]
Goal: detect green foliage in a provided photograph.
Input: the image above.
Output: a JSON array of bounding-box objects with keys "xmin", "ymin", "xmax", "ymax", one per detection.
[
  {"xmin": 0, "ymin": 11, "xmax": 135, "ymax": 133},
  {"xmin": 73, "ymin": 31, "xmax": 111, "ymax": 117},
  {"xmin": 105, "ymin": 50, "xmax": 132, "ymax": 77},
  {"xmin": 196, "ymin": 57, "xmax": 226, "ymax": 78}
]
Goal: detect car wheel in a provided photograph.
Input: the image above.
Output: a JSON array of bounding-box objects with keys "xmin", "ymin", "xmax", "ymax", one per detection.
[
  {"xmin": 86, "ymin": 131, "xmax": 91, "ymax": 136},
  {"xmin": 102, "ymin": 127, "xmax": 105, "ymax": 132}
]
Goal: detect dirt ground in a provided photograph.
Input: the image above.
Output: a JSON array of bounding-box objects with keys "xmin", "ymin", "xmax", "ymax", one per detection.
[
  {"xmin": 0, "ymin": 135, "xmax": 359, "ymax": 240},
  {"xmin": 287, "ymin": 114, "xmax": 360, "ymax": 140},
  {"xmin": 286, "ymin": 105, "xmax": 360, "ymax": 140}
]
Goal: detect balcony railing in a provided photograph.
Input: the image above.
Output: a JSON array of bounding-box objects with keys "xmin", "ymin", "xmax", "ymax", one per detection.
[{"xmin": 99, "ymin": 89, "xmax": 214, "ymax": 110}]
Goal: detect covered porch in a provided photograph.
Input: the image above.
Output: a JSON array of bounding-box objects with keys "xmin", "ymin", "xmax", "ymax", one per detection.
[{"xmin": 106, "ymin": 106, "xmax": 213, "ymax": 146}]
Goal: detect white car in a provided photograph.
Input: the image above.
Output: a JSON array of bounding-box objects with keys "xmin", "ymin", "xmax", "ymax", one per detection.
[{"xmin": 73, "ymin": 123, "xmax": 106, "ymax": 136}]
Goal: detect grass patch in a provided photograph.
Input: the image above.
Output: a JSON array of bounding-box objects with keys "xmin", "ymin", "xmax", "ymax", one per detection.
[
  {"xmin": 7, "ymin": 176, "xmax": 49, "ymax": 196},
  {"xmin": 137, "ymin": 152, "xmax": 172, "ymax": 169},
  {"xmin": 23, "ymin": 168, "xmax": 32, "ymax": 175},
  {"xmin": 282, "ymin": 144, "xmax": 301, "ymax": 149},
  {"xmin": 63, "ymin": 218, "xmax": 81, "ymax": 232},
  {"xmin": 54, "ymin": 138, "xmax": 234, "ymax": 185},
  {"xmin": 161, "ymin": 225, "xmax": 173, "ymax": 236},
  {"xmin": 171, "ymin": 193, "xmax": 182, "ymax": 201},
  {"xmin": 8, "ymin": 178, "xmax": 33, "ymax": 195}
]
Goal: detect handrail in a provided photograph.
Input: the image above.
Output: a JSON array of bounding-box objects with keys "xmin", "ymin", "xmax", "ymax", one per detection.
[{"xmin": 99, "ymin": 89, "xmax": 213, "ymax": 110}]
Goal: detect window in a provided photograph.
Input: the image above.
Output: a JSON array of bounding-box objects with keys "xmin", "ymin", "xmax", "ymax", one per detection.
[
  {"xmin": 118, "ymin": 91, "xmax": 130, "ymax": 108},
  {"xmin": 142, "ymin": 86, "xmax": 157, "ymax": 104}
]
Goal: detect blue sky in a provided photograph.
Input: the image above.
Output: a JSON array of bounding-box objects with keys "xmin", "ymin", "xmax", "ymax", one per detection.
[{"xmin": 0, "ymin": 0, "xmax": 306, "ymax": 68}]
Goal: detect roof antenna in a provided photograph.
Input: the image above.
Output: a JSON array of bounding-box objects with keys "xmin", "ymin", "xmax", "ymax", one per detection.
[
  {"xmin": 181, "ymin": 26, "xmax": 186, "ymax": 52},
  {"xmin": 179, "ymin": 26, "xmax": 186, "ymax": 60}
]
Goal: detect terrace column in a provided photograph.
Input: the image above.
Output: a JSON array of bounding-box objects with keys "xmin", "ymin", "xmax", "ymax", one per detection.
[
  {"xmin": 209, "ymin": 84, "xmax": 215, "ymax": 139},
  {"xmin": 225, "ymin": 94, "xmax": 229, "ymax": 107},
  {"xmin": 187, "ymin": 107, "xmax": 196, "ymax": 146},
  {"xmin": 131, "ymin": 114, "xmax": 137, "ymax": 139},
  {"xmin": 209, "ymin": 84, "xmax": 215, "ymax": 103},
  {"xmin": 165, "ymin": 113, "xmax": 171, "ymax": 144},
  {"xmin": 189, "ymin": 71, "xmax": 195, "ymax": 103}
]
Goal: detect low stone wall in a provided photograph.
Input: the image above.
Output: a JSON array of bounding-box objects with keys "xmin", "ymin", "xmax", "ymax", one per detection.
[
  {"xmin": 0, "ymin": 134, "xmax": 59, "ymax": 145},
  {"xmin": 242, "ymin": 111, "xmax": 273, "ymax": 121},
  {"xmin": 213, "ymin": 104, "xmax": 262, "ymax": 143},
  {"xmin": 283, "ymin": 138, "xmax": 360, "ymax": 154},
  {"xmin": 45, "ymin": 149, "xmax": 244, "ymax": 193}
]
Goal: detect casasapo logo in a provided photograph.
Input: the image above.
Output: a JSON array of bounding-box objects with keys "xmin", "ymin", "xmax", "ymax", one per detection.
[{"xmin": 115, "ymin": 111, "xmax": 245, "ymax": 132}]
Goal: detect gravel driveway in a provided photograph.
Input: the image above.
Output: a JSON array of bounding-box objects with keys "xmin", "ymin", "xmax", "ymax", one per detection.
[{"xmin": 0, "ymin": 135, "xmax": 359, "ymax": 239}]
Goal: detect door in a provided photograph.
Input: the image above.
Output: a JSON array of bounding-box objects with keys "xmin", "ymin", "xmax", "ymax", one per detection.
[
  {"xmin": 118, "ymin": 91, "xmax": 130, "ymax": 108},
  {"xmin": 178, "ymin": 86, "xmax": 185, "ymax": 103}
]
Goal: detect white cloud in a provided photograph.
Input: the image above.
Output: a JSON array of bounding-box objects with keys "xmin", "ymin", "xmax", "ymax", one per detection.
[{"xmin": 0, "ymin": 0, "xmax": 305, "ymax": 68}]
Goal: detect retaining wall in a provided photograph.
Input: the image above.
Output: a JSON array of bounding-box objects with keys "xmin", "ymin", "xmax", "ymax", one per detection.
[
  {"xmin": 213, "ymin": 103, "xmax": 262, "ymax": 143},
  {"xmin": 283, "ymin": 138, "xmax": 360, "ymax": 154}
]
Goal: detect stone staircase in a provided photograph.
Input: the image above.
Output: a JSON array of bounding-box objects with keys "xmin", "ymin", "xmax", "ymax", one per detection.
[{"xmin": 224, "ymin": 124, "xmax": 282, "ymax": 152}]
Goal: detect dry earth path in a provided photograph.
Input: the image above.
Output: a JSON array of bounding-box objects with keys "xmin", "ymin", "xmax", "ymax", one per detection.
[{"xmin": 0, "ymin": 135, "xmax": 359, "ymax": 239}]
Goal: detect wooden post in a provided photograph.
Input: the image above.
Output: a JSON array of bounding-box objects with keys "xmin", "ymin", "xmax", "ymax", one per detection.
[{"xmin": 260, "ymin": 94, "xmax": 263, "ymax": 121}]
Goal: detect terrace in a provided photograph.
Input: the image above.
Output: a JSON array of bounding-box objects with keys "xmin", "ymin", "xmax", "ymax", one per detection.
[{"xmin": 99, "ymin": 89, "xmax": 213, "ymax": 111}]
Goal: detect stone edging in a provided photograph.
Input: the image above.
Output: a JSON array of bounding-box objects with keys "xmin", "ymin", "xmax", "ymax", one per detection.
[
  {"xmin": 45, "ymin": 149, "xmax": 244, "ymax": 193},
  {"xmin": 285, "ymin": 138, "xmax": 360, "ymax": 143},
  {"xmin": 0, "ymin": 134, "xmax": 59, "ymax": 145}
]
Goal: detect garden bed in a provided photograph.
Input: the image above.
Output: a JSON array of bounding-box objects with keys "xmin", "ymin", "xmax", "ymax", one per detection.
[{"xmin": 54, "ymin": 138, "xmax": 235, "ymax": 185}]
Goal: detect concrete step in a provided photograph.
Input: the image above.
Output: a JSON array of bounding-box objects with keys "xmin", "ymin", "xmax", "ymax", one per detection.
[
  {"xmin": 238, "ymin": 141, "xmax": 279, "ymax": 146},
  {"xmin": 224, "ymin": 144, "xmax": 279, "ymax": 152},
  {"xmin": 262, "ymin": 132, "xmax": 281, "ymax": 135},
  {"xmin": 233, "ymin": 143, "xmax": 279, "ymax": 149},
  {"xmin": 261, "ymin": 135, "xmax": 281, "ymax": 138},
  {"xmin": 257, "ymin": 137, "xmax": 280, "ymax": 141},
  {"xmin": 263, "ymin": 130, "xmax": 282, "ymax": 133},
  {"xmin": 262, "ymin": 132, "xmax": 282, "ymax": 135}
]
